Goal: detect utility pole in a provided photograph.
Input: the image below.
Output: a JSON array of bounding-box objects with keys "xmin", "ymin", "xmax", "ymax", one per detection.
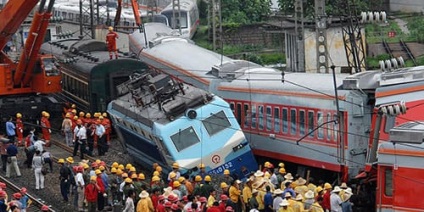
[
  {"xmin": 294, "ymin": 0, "xmax": 305, "ymax": 72},
  {"xmin": 172, "ymin": 0, "xmax": 181, "ymax": 35},
  {"xmin": 315, "ymin": 0, "xmax": 328, "ymax": 73},
  {"xmin": 208, "ymin": 0, "xmax": 220, "ymax": 51}
]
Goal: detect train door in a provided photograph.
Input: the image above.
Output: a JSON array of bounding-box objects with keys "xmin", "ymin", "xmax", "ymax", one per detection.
[{"xmin": 376, "ymin": 165, "xmax": 393, "ymax": 211}]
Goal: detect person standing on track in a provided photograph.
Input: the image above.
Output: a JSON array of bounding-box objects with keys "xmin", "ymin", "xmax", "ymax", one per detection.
[
  {"xmin": 0, "ymin": 138, "xmax": 10, "ymax": 173},
  {"xmin": 40, "ymin": 112, "xmax": 51, "ymax": 147},
  {"xmin": 85, "ymin": 176, "xmax": 100, "ymax": 212},
  {"xmin": 95, "ymin": 120, "xmax": 106, "ymax": 156},
  {"xmin": 6, "ymin": 116, "xmax": 16, "ymax": 142},
  {"xmin": 24, "ymin": 128, "xmax": 35, "ymax": 169},
  {"xmin": 15, "ymin": 113, "xmax": 23, "ymax": 146},
  {"xmin": 6, "ymin": 140, "xmax": 21, "ymax": 178},
  {"xmin": 106, "ymin": 26, "xmax": 119, "ymax": 60},
  {"xmin": 41, "ymin": 150, "xmax": 53, "ymax": 173},
  {"xmin": 73, "ymin": 120, "xmax": 87, "ymax": 159},
  {"xmin": 101, "ymin": 113, "xmax": 111, "ymax": 150},
  {"xmin": 32, "ymin": 150, "xmax": 44, "ymax": 190},
  {"xmin": 62, "ymin": 113, "xmax": 73, "ymax": 147},
  {"xmin": 59, "ymin": 158, "xmax": 71, "ymax": 202},
  {"xmin": 75, "ymin": 166, "xmax": 85, "ymax": 212}
]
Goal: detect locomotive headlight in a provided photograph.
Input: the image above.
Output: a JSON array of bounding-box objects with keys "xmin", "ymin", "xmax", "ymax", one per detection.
[
  {"xmin": 48, "ymin": 81, "xmax": 51, "ymax": 85},
  {"xmin": 232, "ymin": 142, "xmax": 248, "ymax": 152}
]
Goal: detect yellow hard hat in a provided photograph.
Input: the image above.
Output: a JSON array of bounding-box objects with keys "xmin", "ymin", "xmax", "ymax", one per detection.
[
  {"xmin": 264, "ymin": 172, "xmax": 271, "ymax": 179},
  {"xmin": 129, "ymin": 167, "xmax": 136, "ymax": 172},
  {"xmin": 99, "ymin": 116, "xmax": 104, "ymax": 120},
  {"xmin": 102, "ymin": 112, "xmax": 107, "ymax": 117},
  {"xmin": 324, "ymin": 183, "xmax": 332, "ymax": 190},
  {"xmin": 118, "ymin": 164, "xmax": 125, "ymax": 170},
  {"xmin": 156, "ymin": 166, "xmax": 162, "ymax": 172},
  {"xmin": 79, "ymin": 112, "xmax": 84, "ymax": 117},
  {"xmin": 122, "ymin": 173, "xmax": 128, "ymax": 178},
  {"xmin": 71, "ymin": 104, "xmax": 76, "ymax": 108},
  {"xmin": 95, "ymin": 159, "xmax": 101, "ymax": 164},
  {"xmin": 111, "ymin": 167, "xmax": 117, "ymax": 173},
  {"xmin": 108, "ymin": 26, "xmax": 113, "ymax": 31},
  {"xmin": 66, "ymin": 157, "xmax": 74, "ymax": 164},
  {"xmin": 45, "ymin": 113, "xmax": 50, "ymax": 117},
  {"xmin": 99, "ymin": 166, "xmax": 105, "ymax": 171},
  {"xmin": 172, "ymin": 162, "xmax": 179, "ymax": 169},
  {"xmin": 73, "ymin": 116, "xmax": 78, "ymax": 120},
  {"xmin": 279, "ymin": 168, "xmax": 286, "ymax": 174},
  {"xmin": 95, "ymin": 169, "xmax": 101, "ymax": 175},
  {"xmin": 178, "ymin": 177, "xmax": 185, "ymax": 183},
  {"xmin": 173, "ymin": 181, "xmax": 181, "ymax": 187},
  {"xmin": 65, "ymin": 113, "xmax": 71, "ymax": 118},
  {"xmin": 316, "ymin": 186, "xmax": 323, "ymax": 193},
  {"xmin": 264, "ymin": 161, "xmax": 271, "ymax": 168},
  {"xmin": 153, "ymin": 171, "xmax": 159, "ymax": 176},
  {"xmin": 71, "ymin": 109, "xmax": 77, "ymax": 114},
  {"xmin": 16, "ymin": 113, "xmax": 22, "ymax": 118},
  {"xmin": 195, "ymin": 175, "xmax": 202, "ymax": 182},
  {"xmin": 138, "ymin": 173, "xmax": 145, "ymax": 180},
  {"xmin": 116, "ymin": 169, "xmax": 123, "ymax": 175},
  {"xmin": 94, "ymin": 112, "xmax": 100, "ymax": 118},
  {"xmin": 112, "ymin": 162, "xmax": 119, "ymax": 168},
  {"xmin": 279, "ymin": 162, "xmax": 285, "ymax": 168},
  {"xmin": 204, "ymin": 175, "xmax": 211, "ymax": 182},
  {"xmin": 199, "ymin": 163, "xmax": 205, "ymax": 169},
  {"xmin": 220, "ymin": 182, "xmax": 228, "ymax": 188},
  {"xmin": 90, "ymin": 176, "xmax": 97, "ymax": 181},
  {"xmin": 223, "ymin": 169, "xmax": 230, "ymax": 175},
  {"xmin": 125, "ymin": 164, "xmax": 132, "ymax": 170},
  {"xmin": 85, "ymin": 113, "xmax": 91, "ymax": 118},
  {"xmin": 131, "ymin": 173, "xmax": 137, "ymax": 179},
  {"xmin": 83, "ymin": 163, "xmax": 89, "ymax": 169},
  {"xmin": 152, "ymin": 176, "xmax": 160, "ymax": 182},
  {"xmin": 169, "ymin": 172, "xmax": 176, "ymax": 179},
  {"xmin": 41, "ymin": 111, "xmax": 47, "ymax": 116},
  {"xmin": 58, "ymin": 158, "xmax": 65, "ymax": 164},
  {"xmin": 124, "ymin": 178, "xmax": 133, "ymax": 183}
]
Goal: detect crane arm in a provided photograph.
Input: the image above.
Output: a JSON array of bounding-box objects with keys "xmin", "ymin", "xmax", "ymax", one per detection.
[
  {"xmin": 20, "ymin": 0, "xmax": 55, "ymax": 86},
  {"xmin": 114, "ymin": 0, "xmax": 122, "ymax": 27},
  {"xmin": 130, "ymin": 0, "xmax": 142, "ymax": 27},
  {"xmin": 0, "ymin": 0, "xmax": 42, "ymax": 50}
]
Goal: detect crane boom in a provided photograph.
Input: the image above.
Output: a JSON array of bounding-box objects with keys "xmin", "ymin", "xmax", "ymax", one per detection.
[
  {"xmin": 0, "ymin": 0, "xmax": 42, "ymax": 50},
  {"xmin": 130, "ymin": 0, "xmax": 142, "ymax": 27}
]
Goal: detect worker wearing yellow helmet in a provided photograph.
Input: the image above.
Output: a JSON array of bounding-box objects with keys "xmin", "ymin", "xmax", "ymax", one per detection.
[
  {"xmin": 41, "ymin": 110, "xmax": 52, "ymax": 147},
  {"xmin": 106, "ymin": 25, "xmax": 119, "ymax": 59},
  {"xmin": 15, "ymin": 113, "xmax": 24, "ymax": 145},
  {"xmin": 78, "ymin": 111, "xmax": 85, "ymax": 118},
  {"xmin": 223, "ymin": 169, "xmax": 234, "ymax": 187},
  {"xmin": 168, "ymin": 162, "xmax": 181, "ymax": 182},
  {"xmin": 62, "ymin": 112, "xmax": 73, "ymax": 146}
]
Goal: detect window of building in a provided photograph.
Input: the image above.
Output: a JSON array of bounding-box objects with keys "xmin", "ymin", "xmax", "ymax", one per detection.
[{"xmin": 170, "ymin": 126, "xmax": 200, "ymax": 152}]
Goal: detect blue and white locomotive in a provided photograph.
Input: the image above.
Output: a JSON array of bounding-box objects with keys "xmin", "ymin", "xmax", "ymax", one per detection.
[{"xmin": 107, "ymin": 71, "xmax": 257, "ymax": 177}]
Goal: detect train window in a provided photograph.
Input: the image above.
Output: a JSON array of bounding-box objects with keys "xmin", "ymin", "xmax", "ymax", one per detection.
[
  {"xmin": 170, "ymin": 126, "xmax": 200, "ymax": 152},
  {"xmin": 385, "ymin": 168, "xmax": 393, "ymax": 196},
  {"xmin": 333, "ymin": 114, "xmax": 338, "ymax": 141},
  {"xmin": 327, "ymin": 113, "xmax": 332, "ymax": 140},
  {"xmin": 317, "ymin": 112, "xmax": 324, "ymax": 139},
  {"xmin": 266, "ymin": 106, "xmax": 272, "ymax": 131},
  {"xmin": 236, "ymin": 103, "xmax": 242, "ymax": 125},
  {"xmin": 299, "ymin": 110, "xmax": 305, "ymax": 135},
  {"xmin": 251, "ymin": 104, "xmax": 257, "ymax": 128},
  {"xmin": 290, "ymin": 109, "xmax": 296, "ymax": 135},
  {"xmin": 258, "ymin": 105, "xmax": 264, "ymax": 130},
  {"xmin": 202, "ymin": 111, "xmax": 231, "ymax": 136},
  {"xmin": 69, "ymin": 13, "xmax": 73, "ymax": 20},
  {"xmin": 230, "ymin": 103, "xmax": 235, "ymax": 113},
  {"xmin": 308, "ymin": 111, "xmax": 314, "ymax": 137},
  {"xmin": 62, "ymin": 12, "xmax": 67, "ymax": 18},
  {"xmin": 282, "ymin": 108, "xmax": 288, "ymax": 133},
  {"xmin": 243, "ymin": 104, "xmax": 250, "ymax": 128},
  {"xmin": 274, "ymin": 107, "xmax": 280, "ymax": 133},
  {"xmin": 42, "ymin": 58, "xmax": 60, "ymax": 76}
]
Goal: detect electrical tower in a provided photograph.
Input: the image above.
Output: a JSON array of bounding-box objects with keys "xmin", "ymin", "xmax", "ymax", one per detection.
[
  {"xmin": 79, "ymin": 0, "xmax": 111, "ymax": 39},
  {"xmin": 207, "ymin": 0, "xmax": 221, "ymax": 50},
  {"xmin": 315, "ymin": 0, "xmax": 328, "ymax": 73},
  {"xmin": 340, "ymin": 0, "xmax": 367, "ymax": 73},
  {"xmin": 172, "ymin": 0, "xmax": 182, "ymax": 35},
  {"xmin": 294, "ymin": 0, "xmax": 305, "ymax": 72}
]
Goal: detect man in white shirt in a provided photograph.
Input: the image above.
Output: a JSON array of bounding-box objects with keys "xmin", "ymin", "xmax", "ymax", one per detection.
[
  {"xmin": 95, "ymin": 121, "xmax": 106, "ymax": 156},
  {"xmin": 330, "ymin": 186, "xmax": 343, "ymax": 212},
  {"xmin": 75, "ymin": 166, "xmax": 85, "ymax": 212},
  {"xmin": 33, "ymin": 136, "xmax": 45, "ymax": 152},
  {"xmin": 73, "ymin": 120, "xmax": 87, "ymax": 159}
]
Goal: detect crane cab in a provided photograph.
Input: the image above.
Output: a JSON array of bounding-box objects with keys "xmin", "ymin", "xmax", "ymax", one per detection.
[{"xmin": 31, "ymin": 55, "xmax": 61, "ymax": 94}]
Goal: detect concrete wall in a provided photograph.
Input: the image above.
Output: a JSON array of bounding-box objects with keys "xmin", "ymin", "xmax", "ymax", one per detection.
[
  {"xmin": 390, "ymin": 0, "xmax": 424, "ymax": 13},
  {"xmin": 222, "ymin": 24, "xmax": 283, "ymax": 48}
]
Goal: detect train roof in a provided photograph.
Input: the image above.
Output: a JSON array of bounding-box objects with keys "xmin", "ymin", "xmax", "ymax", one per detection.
[
  {"xmin": 40, "ymin": 39, "xmax": 147, "ymax": 76},
  {"xmin": 161, "ymin": 0, "xmax": 197, "ymax": 12},
  {"xmin": 110, "ymin": 72, "xmax": 214, "ymax": 126}
]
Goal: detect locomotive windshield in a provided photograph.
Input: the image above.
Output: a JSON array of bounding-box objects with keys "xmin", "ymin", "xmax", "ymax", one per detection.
[
  {"xmin": 170, "ymin": 126, "xmax": 200, "ymax": 152},
  {"xmin": 202, "ymin": 111, "xmax": 231, "ymax": 136}
]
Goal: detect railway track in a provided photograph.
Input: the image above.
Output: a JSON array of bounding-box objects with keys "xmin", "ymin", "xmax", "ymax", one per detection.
[
  {"xmin": 382, "ymin": 39, "xmax": 417, "ymax": 66},
  {"xmin": 0, "ymin": 174, "xmax": 54, "ymax": 211}
]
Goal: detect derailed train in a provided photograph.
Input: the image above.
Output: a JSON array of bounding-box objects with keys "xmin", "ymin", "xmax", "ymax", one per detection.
[
  {"xmin": 40, "ymin": 38, "xmax": 257, "ymax": 178},
  {"xmin": 130, "ymin": 28, "xmax": 424, "ymax": 211}
]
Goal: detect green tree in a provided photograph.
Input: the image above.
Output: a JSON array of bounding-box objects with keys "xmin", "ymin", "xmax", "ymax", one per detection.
[
  {"xmin": 220, "ymin": 0, "xmax": 272, "ymax": 25},
  {"xmin": 277, "ymin": 0, "xmax": 369, "ymax": 18}
]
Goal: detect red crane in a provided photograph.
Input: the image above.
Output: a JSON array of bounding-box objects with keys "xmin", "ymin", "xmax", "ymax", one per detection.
[{"xmin": 0, "ymin": 0, "xmax": 61, "ymax": 95}]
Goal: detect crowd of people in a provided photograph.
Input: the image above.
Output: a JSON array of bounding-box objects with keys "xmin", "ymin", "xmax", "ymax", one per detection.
[
  {"xmin": 0, "ymin": 185, "xmax": 50, "ymax": 212},
  {"xmin": 54, "ymin": 159, "xmax": 354, "ymax": 212}
]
